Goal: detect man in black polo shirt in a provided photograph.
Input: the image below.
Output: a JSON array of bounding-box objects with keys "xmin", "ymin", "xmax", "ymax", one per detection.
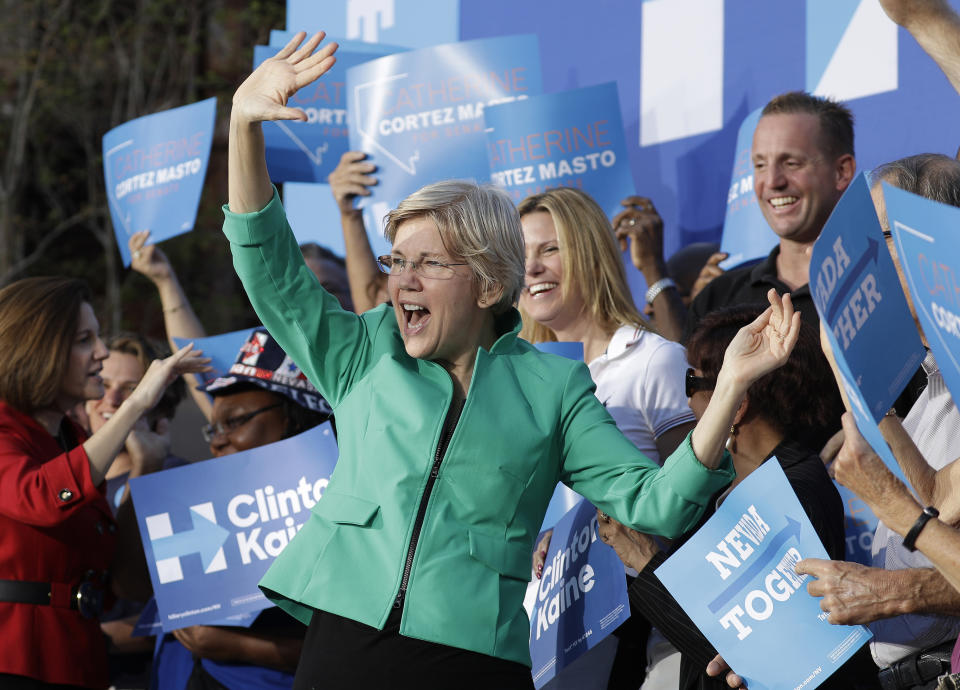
[{"xmin": 683, "ymin": 91, "xmax": 857, "ymax": 342}]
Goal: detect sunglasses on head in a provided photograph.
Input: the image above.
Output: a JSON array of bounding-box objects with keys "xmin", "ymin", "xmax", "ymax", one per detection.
[{"xmin": 685, "ymin": 368, "xmax": 717, "ymax": 398}]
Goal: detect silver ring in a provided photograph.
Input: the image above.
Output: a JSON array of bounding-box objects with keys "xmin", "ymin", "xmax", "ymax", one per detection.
[
  {"xmin": 598, "ymin": 511, "xmax": 610, "ymax": 522},
  {"xmin": 133, "ymin": 250, "xmax": 142, "ymax": 260},
  {"xmin": 628, "ymin": 218, "xmax": 637, "ymax": 226}
]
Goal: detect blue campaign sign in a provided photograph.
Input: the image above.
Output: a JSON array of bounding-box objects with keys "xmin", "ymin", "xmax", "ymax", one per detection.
[
  {"xmin": 656, "ymin": 460, "xmax": 871, "ymax": 690},
  {"xmin": 173, "ymin": 328, "xmax": 253, "ymax": 387},
  {"xmin": 530, "ymin": 498, "xmax": 630, "ymax": 689},
  {"xmin": 884, "ymin": 182, "xmax": 960, "ymax": 404},
  {"xmin": 129, "ymin": 423, "xmax": 339, "ymax": 631},
  {"xmin": 483, "ymin": 83, "xmax": 635, "ymax": 220},
  {"xmin": 102, "ymin": 98, "xmax": 216, "ymax": 266},
  {"xmin": 346, "ymin": 34, "xmax": 543, "ymax": 210},
  {"xmin": 811, "ymin": 173, "xmax": 925, "ymax": 419},
  {"xmin": 834, "ymin": 481, "xmax": 880, "ymax": 567},
  {"xmin": 719, "ymin": 108, "xmax": 776, "ymax": 270},
  {"xmin": 282, "ymin": 181, "xmax": 391, "ymax": 260},
  {"xmin": 254, "ymin": 42, "xmax": 400, "ymax": 183}
]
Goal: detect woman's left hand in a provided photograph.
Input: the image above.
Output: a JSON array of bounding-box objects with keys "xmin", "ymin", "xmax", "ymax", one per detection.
[
  {"xmin": 172, "ymin": 625, "xmax": 241, "ymax": 662},
  {"xmin": 721, "ymin": 289, "xmax": 801, "ymax": 388}
]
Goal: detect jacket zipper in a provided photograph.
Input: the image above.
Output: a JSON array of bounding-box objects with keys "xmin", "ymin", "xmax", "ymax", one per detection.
[{"xmin": 393, "ymin": 399, "xmax": 464, "ymax": 611}]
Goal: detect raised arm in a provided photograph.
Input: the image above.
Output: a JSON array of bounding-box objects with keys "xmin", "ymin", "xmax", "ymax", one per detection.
[
  {"xmin": 690, "ymin": 289, "xmax": 800, "ymax": 469},
  {"xmin": 229, "ymin": 31, "xmax": 338, "ymax": 213},
  {"xmin": 880, "ymin": 0, "xmax": 960, "ymax": 94},
  {"xmin": 329, "ymin": 151, "xmax": 388, "ymax": 313},
  {"xmin": 129, "ymin": 230, "xmax": 212, "ymax": 419}
]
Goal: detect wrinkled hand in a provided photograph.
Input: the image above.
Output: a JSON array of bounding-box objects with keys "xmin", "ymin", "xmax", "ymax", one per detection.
[
  {"xmin": 720, "ymin": 289, "xmax": 800, "ymax": 388},
  {"xmin": 706, "ymin": 654, "xmax": 747, "ymax": 688},
  {"xmin": 612, "ymin": 196, "xmax": 666, "ymax": 276},
  {"xmin": 533, "ymin": 530, "xmax": 553, "ymax": 579},
  {"xmin": 125, "ymin": 416, "xmax": 171, "ymax": 476},
  {"xmin": 172, "ymin": 625, "xmax": 241, "ymax": 662},
  {"xmin": 690, "ymin": 252, "xmax": 728, "ymax": 301},
  {"xmin": 129, "ymin": 230, "xmax": 173, "ymax": 285},
  {"xmin": 794, "ymin": 558, "xmax": 899, "ymax": 624},
  {"xmin": 232, "ymin": 31, "xmax": 338, "ymax": 125},
  {"xmin": 832, "ymin": 412, "xmax": 908, "ymax": 510},
  {"xmin": 596, "ymin": 510, "xmax": 661, "ymax": 572},
  {"xmin": 329, "ymin": 151, "xmax": 377, "ymax": 214},
  {"xmin": 127, "ymin": 344, "xmax": 210, "ymax": 415}
]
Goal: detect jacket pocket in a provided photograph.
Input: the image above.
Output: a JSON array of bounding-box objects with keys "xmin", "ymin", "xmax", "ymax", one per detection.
[
  {"xmin": 468, "ymin": 529, "xmax": 530, "ymax": 581},
  {"xmin": 311, "ymin": 491, "xmax": 380, "ymax": 527}
]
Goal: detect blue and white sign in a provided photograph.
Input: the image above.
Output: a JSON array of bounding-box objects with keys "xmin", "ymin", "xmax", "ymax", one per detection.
[
  {"xmin": 656, "ymin": 460, "xmax": 871, "ymax": 690},
  {"xmin": 835, "ymin": 481, "xmax": 880, "ymax": 567},
  {"xmin": 254, "ymin": 41, "xmax": 400, "ymax": 183},
  {"xmin": 102, "ymin": 98, "xmax": 216, "ymax": 266},
  {"xmin": 129, "ymin": 424, "xmax": 339, "ymax": 631},
  {"xmin": 173, "ymin": 328, "xmax": 254, "ymax": 387},
  {"xmin": 484, "ymin": 83, "xmax": 634, "ymax": 219},
  {"xmin": 885, "ymin": 182, "xmax": 960, "ymax": 404},
  {"xmin": 285, "ymin": 0, "xmax": 460, "ymax": 48},
  {"xmin": 347, "ymin": 34, "xmax": 542, "ymax": 210},
  {"xmin": 530, "ymin": 498, "xmax": 630, "ymax": 689},
  {"xmin": 719, "ymin": 108, "xmax": 775, "ymax": 270},
  {"xmin": 811, "ymin": 173, "xmax": 925, "ymax": 419}
]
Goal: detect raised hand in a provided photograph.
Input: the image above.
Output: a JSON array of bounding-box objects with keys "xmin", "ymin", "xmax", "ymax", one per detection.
[
  {"xmin": 329, "ymin": 151, "xmax": 378, "ymax": 214},
  {"xmin": 612, "ymin": 196, "xmax": 666, "ymax": 277},
  {"xmin": 720, "ymin": 289, "xmax": 801, "ymax": 388},
  {"xmin": 129, "ymin": 230, "xmax": 173, "ymax": 285},
  {"xmin": 690, "ymin": 251, "xmax": 728, "ymax": 301},
  {"xmin": 232, "ymin": 31, "xmax": 338, "ymax": 125},
  {"xmin": 127, "ymin": 344, "xmax": 210, "ymax": 415}
]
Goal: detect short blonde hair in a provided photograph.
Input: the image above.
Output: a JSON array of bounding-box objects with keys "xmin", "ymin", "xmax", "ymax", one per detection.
[
  {"xmin": 516, "ymin": 187, "xmax": 648, "ymax": 343},
  {"xmin": 385, "ymin": 181, "xmax": 525, "ymax": 314}
]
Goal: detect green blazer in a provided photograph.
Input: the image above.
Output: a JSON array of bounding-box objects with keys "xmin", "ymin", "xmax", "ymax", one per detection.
[{"xmin": 222, "ymin": 190, "xmax": 733, "ymax": 667}]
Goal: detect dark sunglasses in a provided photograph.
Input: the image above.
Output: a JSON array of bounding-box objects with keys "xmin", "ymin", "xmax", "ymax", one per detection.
[{"xmin": 685, "ymin": 368, "xmax": 717, "ymax": 398}]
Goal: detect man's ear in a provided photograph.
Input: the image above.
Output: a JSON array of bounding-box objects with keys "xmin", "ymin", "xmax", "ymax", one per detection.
[{"xmin": 834, "ymin": 153, "xmax": 856, "ymax": 192}]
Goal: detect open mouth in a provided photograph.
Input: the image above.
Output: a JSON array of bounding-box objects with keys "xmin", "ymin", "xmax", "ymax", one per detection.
[
  {"xmin": 402, "ymin": 303, "xmax": 431, "ymax": 335},
  {"xmin": 768, "ymin": 195, "xmax": 799, "ymax": 211},
  {"xmin": 526, "ymin": 282, "xmax": 558, "ymax": 299}
]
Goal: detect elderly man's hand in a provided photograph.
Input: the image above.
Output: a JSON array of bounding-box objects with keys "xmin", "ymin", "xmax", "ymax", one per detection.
[
  {"xmin": 794, "ymin": 558, "xmax": 902, "ymax": 624},
  {"xmin": 596, "ymin": 510, "xmax": 661, "ymax": 572}
]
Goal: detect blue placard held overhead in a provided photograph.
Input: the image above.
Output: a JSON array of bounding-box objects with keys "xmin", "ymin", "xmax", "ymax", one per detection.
[
  {"xmin": 483, "ymin": 82, "xmax": 635, "ymax": 220},
  {"xmin": 129, "ymin": 424, "xmax": 339, "ymax": 631},
  {"xmin": 530, "ymin": 498, "xmax": 631, "ymax": 689},
  {"xmin": 102, "ymin": 98, "xmax": 216, "ymax": 266},
  {"xmin": 346, "ymin": 35, "xmax": 543, "ymax": 211},
  {"xmin": 254, "ymin": 42, "xmax": 401, "ymax": 183},
  {"xmin": 884, "ymin": 182, "xmax": 960, "ymax": 403},
  {"xmin": 656, "ymin": 460, "xmax": 871, "ymax": 690},
  {"xmin": 719, "ymin": 108, "xmax": 776, "ymax": 270}
]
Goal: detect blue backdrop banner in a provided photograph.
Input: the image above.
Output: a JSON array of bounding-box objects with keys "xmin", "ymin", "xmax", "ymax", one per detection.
[
  {"xmin": 129, "ymin": 424, "xmax": 339, "ymax": 631},
  {"xmin": 719, "ymin": 108, "xmax": 776, "ymax": 270},
  {"xmin": 656, "ymin": 460, "xmax": 871, "ymax": 690},
  {"xmin": 885, "ymin": 182, "xmax": 960, "ymax": 404},
  {"xmin": 254, "ymin": 41, "xmax": 401, "ymax": 183},
  {"xmin": 102, "ymin": 98, "xmax": 216, "ymax": 266},
  {"xmin": 529, "ymin": 498, "xmax": 630, "ymax": 689},
  {"xmin": 483, "ymin": 82, "xmax": 634, "ymax": 220},
  {"xmin": 346, "ymin": 34, "xmax": 542, "ymax": 211}
]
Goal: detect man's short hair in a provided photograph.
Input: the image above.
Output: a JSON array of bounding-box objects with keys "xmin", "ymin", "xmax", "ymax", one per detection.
[
  {"xmin": 873, "ymin": 153, "xmax": 960, "ymax": 209},
  {"xmin": 762, "ymin": 91, "xmax": 855, "ymax": 159}
]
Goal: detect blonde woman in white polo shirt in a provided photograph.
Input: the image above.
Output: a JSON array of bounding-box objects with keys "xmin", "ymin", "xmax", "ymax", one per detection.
[{"xmin": 520, "ymin": 187, "xmax": 695, "ymax": 689}]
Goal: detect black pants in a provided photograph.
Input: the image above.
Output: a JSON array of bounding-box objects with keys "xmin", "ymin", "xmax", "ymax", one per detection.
[{"xmin": 294, "ymin": 608, "xmax": 534, "ymax": 690}]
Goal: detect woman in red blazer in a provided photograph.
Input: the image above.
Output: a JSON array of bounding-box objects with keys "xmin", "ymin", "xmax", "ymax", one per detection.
[{"xmin": 0, "ymin": 277, "xmax": 206, "ymax": 689}]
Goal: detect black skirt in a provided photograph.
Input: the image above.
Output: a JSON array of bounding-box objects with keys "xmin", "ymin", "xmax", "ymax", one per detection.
[{"xmin": 293, "ymin": 606, "xmax": 534, "ymax": 690}]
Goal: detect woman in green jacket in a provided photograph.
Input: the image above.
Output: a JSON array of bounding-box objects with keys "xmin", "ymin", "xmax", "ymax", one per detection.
[{"xmin": 225, "ymin": 31, "xmax": 802, "ymax": 690}]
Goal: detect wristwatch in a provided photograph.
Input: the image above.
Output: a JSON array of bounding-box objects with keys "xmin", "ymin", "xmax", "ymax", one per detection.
[{"xmin": 903, "ymin": 506, "xmax": 939, "ymax": 552}]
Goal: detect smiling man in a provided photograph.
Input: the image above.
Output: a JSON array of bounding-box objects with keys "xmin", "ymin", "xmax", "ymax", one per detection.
[{"xmin": 684, "ymin": 92, "xmax": 857, "ymax": 341}]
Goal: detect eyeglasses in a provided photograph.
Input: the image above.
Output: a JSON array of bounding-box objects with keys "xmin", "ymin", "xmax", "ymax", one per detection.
[
  {"xmin": 201, "ymin": 402, "xmax": 283, "ymax": 443},
  {"xmin": 376, "ymin": 255, "xmax": 468, "ymax": 280},
  {"xmin": 685, "ymin": 368, "xmax": 717, "ymax": 398}
]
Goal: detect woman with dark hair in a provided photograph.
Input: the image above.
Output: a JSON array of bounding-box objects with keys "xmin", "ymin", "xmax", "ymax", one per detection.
[
  {"xmin": 0, "ymin": 276, "xmax": 205, "ymax": 689},
  {"xmin": 598, "ymin": 304, "xmax": 879, "ymax": 690}
]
